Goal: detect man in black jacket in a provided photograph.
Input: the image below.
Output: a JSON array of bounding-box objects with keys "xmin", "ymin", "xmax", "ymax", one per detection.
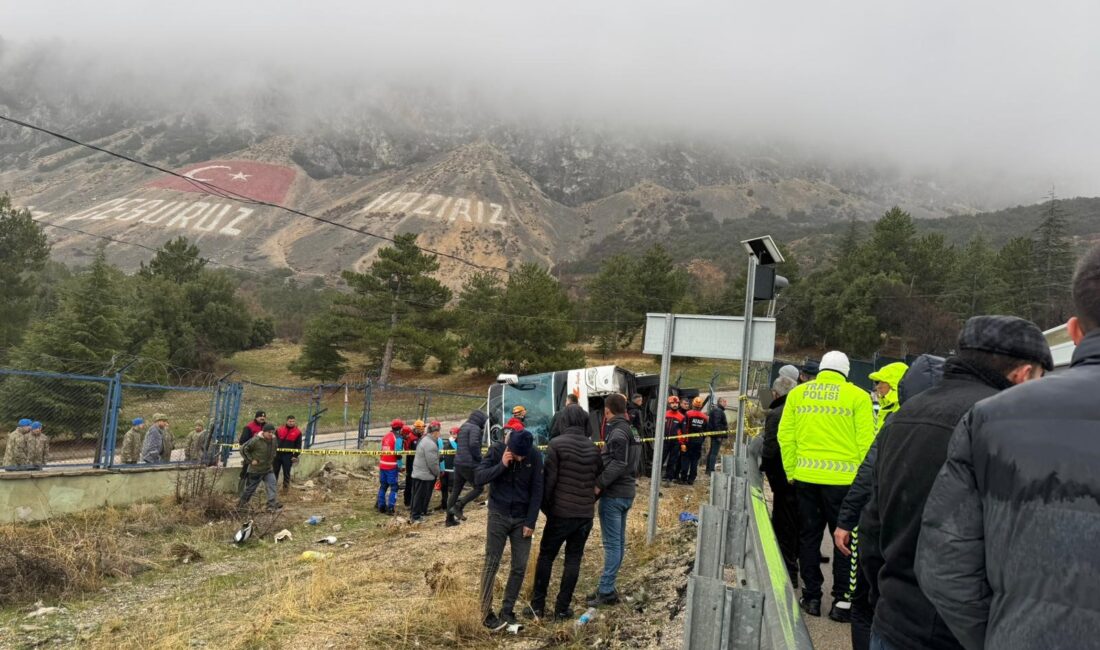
[
  {"xmin": 446, "ymin": 410, "xmax": 486, "ymax": 527},
  {"xmin": 857, "ymin": 315, "xmax": 1052, "ymax": 650},
  {"xmin": 475, "ymin": 427, "xmax": 544, "ymax": 631},
  {"xmin": 588, "ymin": 393, "xmax": 641, "ymax": 607},
  {"xmin": 529, "ymin": 405, "xmax": 602, "ymax": 620},
  {"xmin": 917, "ymin": 251, "xmax": 1100, "ymax": 650},
  {"xmin": 705, "ymin": 397, "xmax": 729, "ymax": 475},
  {"xmin": 761, "ymin": 375, "xmax": 799, "ymax": 585}
]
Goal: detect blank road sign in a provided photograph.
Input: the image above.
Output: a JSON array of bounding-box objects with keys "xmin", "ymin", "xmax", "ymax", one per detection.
[{"xmin": 643, "ymin": 313, "xmax": 776, "ymax": 362}]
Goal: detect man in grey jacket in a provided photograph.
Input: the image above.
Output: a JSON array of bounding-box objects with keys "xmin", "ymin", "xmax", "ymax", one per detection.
[
  {"xmin": 141, "ymin": 414, "xmax": 169, "ymax": 464},
  {"xmin": 917, "ymin": 244, "xmax": 1100, "ymax": 650},
  {"xmin": 410, "ymin": 422, "xmax": 440, "ymax": 522}
]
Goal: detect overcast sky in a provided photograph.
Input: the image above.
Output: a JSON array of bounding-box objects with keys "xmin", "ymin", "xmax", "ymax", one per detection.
[{"xmin": 6, "ymin": 0, "xmax": 1100, "ymax": 196}]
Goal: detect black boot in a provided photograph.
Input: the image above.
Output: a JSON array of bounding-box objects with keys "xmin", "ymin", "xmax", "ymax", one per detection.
[
  {"xmin": 799, "ymin": 597, "xmax": 821, "ymax": 617},
  {"xmin": 828, "ymin": 601, "xmax": 851, "ymax": 623}
]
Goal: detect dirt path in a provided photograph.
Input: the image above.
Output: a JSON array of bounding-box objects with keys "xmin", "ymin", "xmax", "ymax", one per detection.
[{"xmin": 1, "ymin": 462, "xmax": 705, "ymax": 650}]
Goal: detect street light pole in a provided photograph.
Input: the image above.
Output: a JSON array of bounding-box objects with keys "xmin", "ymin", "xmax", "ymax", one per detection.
[{"xmin": 735, "ymin": 255, "xmax": 758, "ymax": 458}]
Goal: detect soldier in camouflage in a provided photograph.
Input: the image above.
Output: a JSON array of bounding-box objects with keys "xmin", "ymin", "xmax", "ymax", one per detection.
[
  {"xmin": 27, "ymin": 421, "xmax": 48, "ymax": 468},
  {"xmin": 120, "ymin": 418, "xmax": 146, "ymax": 464},
  {"xmin": 185, "ymin": 420, "xmax": 209, "ymax": 463},
  {"xmin": 3, "ymin": 418, "xmax": 33, "ymax": 469}
]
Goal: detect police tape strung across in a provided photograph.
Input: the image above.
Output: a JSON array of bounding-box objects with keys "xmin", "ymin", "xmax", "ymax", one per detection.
[{"xmin": 216, "ymin": 428, "xmax": 760, "ymax": 458}]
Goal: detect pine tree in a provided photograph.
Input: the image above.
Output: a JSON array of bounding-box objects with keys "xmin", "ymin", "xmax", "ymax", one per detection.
[
  {"xmin": 0, "ymin": 248, "xmax": 127, "ymax": 438},
  {"xmin": 0, "ymin": 193, "xmax": 50, "ymax": 363},
  {"xmin": 292, "ymin": 234, "xmax": 451, "ymax": 384},
  {"xmin": 138, "ymin": 236, "xmax": 206, "ymax": 283},
  {"xmin": 585, "ymin": 254, "xmax": 642, "ymax": 354},
  {"xmin": 1031, "ymin": 191, "xmax": 1075, "ymax": 327}
]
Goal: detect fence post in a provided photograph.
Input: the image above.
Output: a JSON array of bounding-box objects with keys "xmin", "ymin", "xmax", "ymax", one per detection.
[
  {"xmin": 305, "ymin": 385, "xmax": 323, "ymax": 448},
  {"xmin": 358, "ymin": 379, "xmax": 373, "ymax": 449},
  {"xmin": 423, "ymin": 388, "xmax": 432, "ymax": 422}
]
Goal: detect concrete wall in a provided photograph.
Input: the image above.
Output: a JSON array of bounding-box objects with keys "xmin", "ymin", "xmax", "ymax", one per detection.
[{"xmin": 0, "ymin": 454, "xmax": 370, "ymax": 524}]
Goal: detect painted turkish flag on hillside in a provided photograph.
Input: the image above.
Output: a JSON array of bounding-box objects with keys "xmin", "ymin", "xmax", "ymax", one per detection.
[{"xmin": 148, "ymin": 160, "xmax": 296, "ymax": 204}]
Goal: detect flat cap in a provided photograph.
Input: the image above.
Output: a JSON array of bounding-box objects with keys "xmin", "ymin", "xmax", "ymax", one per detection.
[{"xmin": 958, "ymin": 315, "xmax": 1053, "ymax": 371}]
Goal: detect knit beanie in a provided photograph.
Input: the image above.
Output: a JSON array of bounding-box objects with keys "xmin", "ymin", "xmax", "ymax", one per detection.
[{"xmin": 507, "ymin": 429, "xmax": 534, "ymax": 457}]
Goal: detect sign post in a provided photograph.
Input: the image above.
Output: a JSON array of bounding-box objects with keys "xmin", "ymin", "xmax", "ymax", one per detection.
[
  {"xmin": 646, "ymin": 314, "xmax": 675, "ymax": 545},
  {"xmin": 642, "ymin": 311, "xmax": 778, "ymax": 544}
]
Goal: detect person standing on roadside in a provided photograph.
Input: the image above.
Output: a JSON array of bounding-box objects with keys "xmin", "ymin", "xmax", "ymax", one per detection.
[
  {"xmin": 237, "ymin": 423, "xmax": 283, "ymax": 512},
  {"xmin": 141, "ymin": 414, "xmax": 170, "ymax": 464},
  {"xmin": 855, "ymin": 316, "xmax": 1051, "ymax": 650},
  {"xmin": 529, "ymin": 404, "xmax": 602, "ymax": 621},
  {"xmin": 238, "ymin": 411, "xmax": 266, "ymax": 492},
  {"xmin": 4, "ymin": 419, "xmax": 32, "ymax": 469},
  {"xmin": 475, "ymin": 426, "xmax": 543, "ymax": 632},
  {"xmin": 27, "ymin": 422, "xmax": 48, "ymax": 468},
  {"xmin": 403, "ymin": 423, "xmax": 422, "ymax": 509},
  {"xmin": 916, "ymin": 250, "xmax": 1100, "ymax": 650},
  {"xmin": 437, "ymin": 424, "xmax": 457, "ymax": 511},
  {"xmin": 762, "ymin": 376, "xmax": 800, "ymax": 585},
  {"xmin": 410, "ymin": 422, "xmax": 440, "ymax": 522},
  {"xmin": 119, "ymin": 418, "xmax": 146, "ymax": 465},
  {"xmin": 588, "ymin": 393, "xmax": 641, "ymax": 607},
  {"xmin": 778, "ymin": 351, "xmax": 874, "ymax": 620},
  {"xmin": 377, "ymin": 420, "xmax": 403, "ymax": 515},
  {"xmin": 705, "ymin": 397, "xmax": 729, "ymax": 475},
  {"xmin": 272, "ymin": 415, "xmax": 303, "ymax": 492},
  {"xmin": 446, "ymin": 410, "xmax": 487, "ymax": 526},
  {"xmin": 662, "ymin": 395, "xmax": 685, "ymax": 484}
]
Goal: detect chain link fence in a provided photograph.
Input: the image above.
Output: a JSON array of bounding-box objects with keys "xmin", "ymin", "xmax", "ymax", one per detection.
[{"xmin": 0, "ymin": 363, "xmax": 487, "ymax": 469}]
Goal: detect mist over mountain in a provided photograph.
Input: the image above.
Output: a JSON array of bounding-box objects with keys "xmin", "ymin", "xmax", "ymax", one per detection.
[{"xmin": 2, "ymin": 0, "xmax": 1098, "ymax": 284}]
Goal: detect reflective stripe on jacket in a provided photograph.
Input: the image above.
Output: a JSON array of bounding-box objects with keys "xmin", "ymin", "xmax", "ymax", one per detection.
[{"xmin": 778, "ymin": 369, "xmax": 875, "ymax": 485}]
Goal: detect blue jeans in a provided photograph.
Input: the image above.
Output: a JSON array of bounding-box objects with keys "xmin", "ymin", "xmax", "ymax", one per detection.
[
  {"xmin": 598, "ymin": 496, "xmax": 633, "ymax": 595},
  {"xmin": 870, "ymin": 630, "xmax": 900, "ymax": 650},
  {"xmin": 706, "ymin": 435, "xmax": 722, "ymax": 473},
  {"xmin": 376, "ymin": 468, "xmax": 399, "ymax": 508}
]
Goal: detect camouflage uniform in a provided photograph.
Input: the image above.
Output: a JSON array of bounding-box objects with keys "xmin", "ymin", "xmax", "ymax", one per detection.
[
  {"xmin": 120, "ymin": 426, "xmax": 144, "ymax": 464},
  {"xmin": 186, "ymin": 426, "xmax": 209, "ymax": 462},
  {"xmin": 162, "ymin": 427, "xmax": 175, "ymax": 462},
  {"xmin": 27, "ymin": 432, "xmax": 49, "ymax": 467},
  {"xmin": 3, "ymin": 429, "xmax": 31, "ymax": 467}
]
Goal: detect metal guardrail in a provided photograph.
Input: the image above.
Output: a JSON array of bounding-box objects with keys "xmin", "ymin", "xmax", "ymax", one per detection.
[{"xmin": 683, "ymin": 451, "xmax": 813, "ymax": 649}]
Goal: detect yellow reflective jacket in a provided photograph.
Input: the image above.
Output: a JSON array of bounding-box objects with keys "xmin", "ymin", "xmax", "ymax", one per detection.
[
  {"xmin": 778, "ymin": 370, "xmax": 875, "ymax": 485},
  {"xmin": 871, "ymin": 362, "xmax": 909, "ymax": 434}
]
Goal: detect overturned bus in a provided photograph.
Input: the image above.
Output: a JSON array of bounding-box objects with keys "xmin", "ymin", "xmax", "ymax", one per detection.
[{"xmin": 485, "ymin": 365, "xmax": 703, "ymax": 471}]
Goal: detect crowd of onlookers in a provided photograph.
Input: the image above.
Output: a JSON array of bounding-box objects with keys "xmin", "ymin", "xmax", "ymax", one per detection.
[{"xmin": 757, "ymin": 242, "xmax": 1100, "ymax": 650}]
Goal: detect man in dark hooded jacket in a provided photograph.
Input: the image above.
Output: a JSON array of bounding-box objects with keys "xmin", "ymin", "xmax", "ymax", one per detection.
[
  {"xmin": 529, "ymin": 405, "xmax": 602, "ymax": 620},
  {"xmin": 446, "ymin": 410, "xmax": 487, "ymax": 526},
  {"xmin": 917, "ymin": 250, "xmax": 1100, "ymax": 650},
  {"xmin": 851, "ymin": 316, "xmax": 1051, "ymax": 650}
]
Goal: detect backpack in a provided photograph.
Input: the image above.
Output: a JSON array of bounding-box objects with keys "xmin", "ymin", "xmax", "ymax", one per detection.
[{"xmin": 898, "ymin": 354, "xmax": 946, "ymax": 405}]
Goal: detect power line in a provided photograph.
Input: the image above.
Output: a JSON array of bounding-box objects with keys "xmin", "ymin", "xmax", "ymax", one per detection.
[
  {"xmin": 31, "ymin": 216, "xmax": 635, "ymax": 325},
  {"xmin": 0, "ymin": 113, "xmax": 511, "ymax": 275}
]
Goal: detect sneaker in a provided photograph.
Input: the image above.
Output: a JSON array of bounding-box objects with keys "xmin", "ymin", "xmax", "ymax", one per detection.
[
  {"xmin": 445, "ymin": 516, "xmax": 459, "ymax": 527},
  {"xmin": 500, "ymin": 612, "xmax": 522, "ymax": 629},
  {"xmin": 386, "ymin": 506, "xmax": 396, "ymax": 516},
  {"xmin": 483, "ymin": 613, "xmax": 508, "ymax": 632},
  {"xmin": 828, "ymin": 601, "xmax": 852, "ymax": 623},
  {"xmin": 522, "ymin": 604, "xmax": 543, "ymax": 620},
  {"xmin": 266, "ymin": 502, "xmax": 284, "ymax": 512},
  {"xmin": 376, "ymin": 503, "xmax": 386, "ymax": 513},
  {"xmin": 586, "ymin": 590, "xmax": 621, "ymax": 607},
  {"xmin": 460, "ymin": 513, "xmax": 469, "ymax": 521},
  {"xmin": 553, "ymin": 608, "xmax": 575, "ymax": 621},
  {"xmin": 799, "ymin": 597, "xmax": 821, "ymax": 617}
]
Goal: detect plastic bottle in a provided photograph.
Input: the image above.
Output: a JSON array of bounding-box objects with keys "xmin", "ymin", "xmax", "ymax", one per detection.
[{"xmin": 575, "ymin": 607, "xmax": 598, "ymax": 627}]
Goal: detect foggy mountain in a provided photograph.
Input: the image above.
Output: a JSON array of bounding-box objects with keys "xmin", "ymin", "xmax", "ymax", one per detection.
[{"xmin": 1, "ymin": 5, "xmax": 1097, "ymax": 286}]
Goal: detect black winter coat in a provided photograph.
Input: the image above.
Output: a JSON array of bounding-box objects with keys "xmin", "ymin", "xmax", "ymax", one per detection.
[
  {"xmin": 454, "ymin": 410, "xmax": 486, "ymax": 468},
  {"xmin": 708, "ymin": 406, "xmax": 728, "ymax": 434},
  {"xmin": 761, "ymin": 394, "xmax": 787, "ymax": 479},
  {"xmin": 917, "ymin": 335, "xmax": 1100, "ymax": 650},
  {"xmin": 838, "ymin": 438, "xmax": 879, "ymax": 531},
  {"xmin": 543, "ymin": 425, "xmax": 602, "ymax": 519},
  {"xmin": 859, "ymin": 358, "xmax": 1010, "ymax": 650},
  {"xmin": 475, "ymin": 440, "xmax": 544, "ymax": 529},
  {"xmin": 596, "ymin": 415, "xmax": 640, "ymax": 499}
]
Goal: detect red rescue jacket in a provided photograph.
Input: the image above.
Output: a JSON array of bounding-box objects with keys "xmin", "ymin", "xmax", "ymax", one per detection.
[
  {"xmin": 664, "ymin": 410, "xmax": 686, "ymax": 445},
  {"xmin": 380, "ymin": 431, "xmax": 398, "ymax": 471},
  {"xmin": 276, "ymin": 425, "xmax": 303, "ymax": 455}
]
